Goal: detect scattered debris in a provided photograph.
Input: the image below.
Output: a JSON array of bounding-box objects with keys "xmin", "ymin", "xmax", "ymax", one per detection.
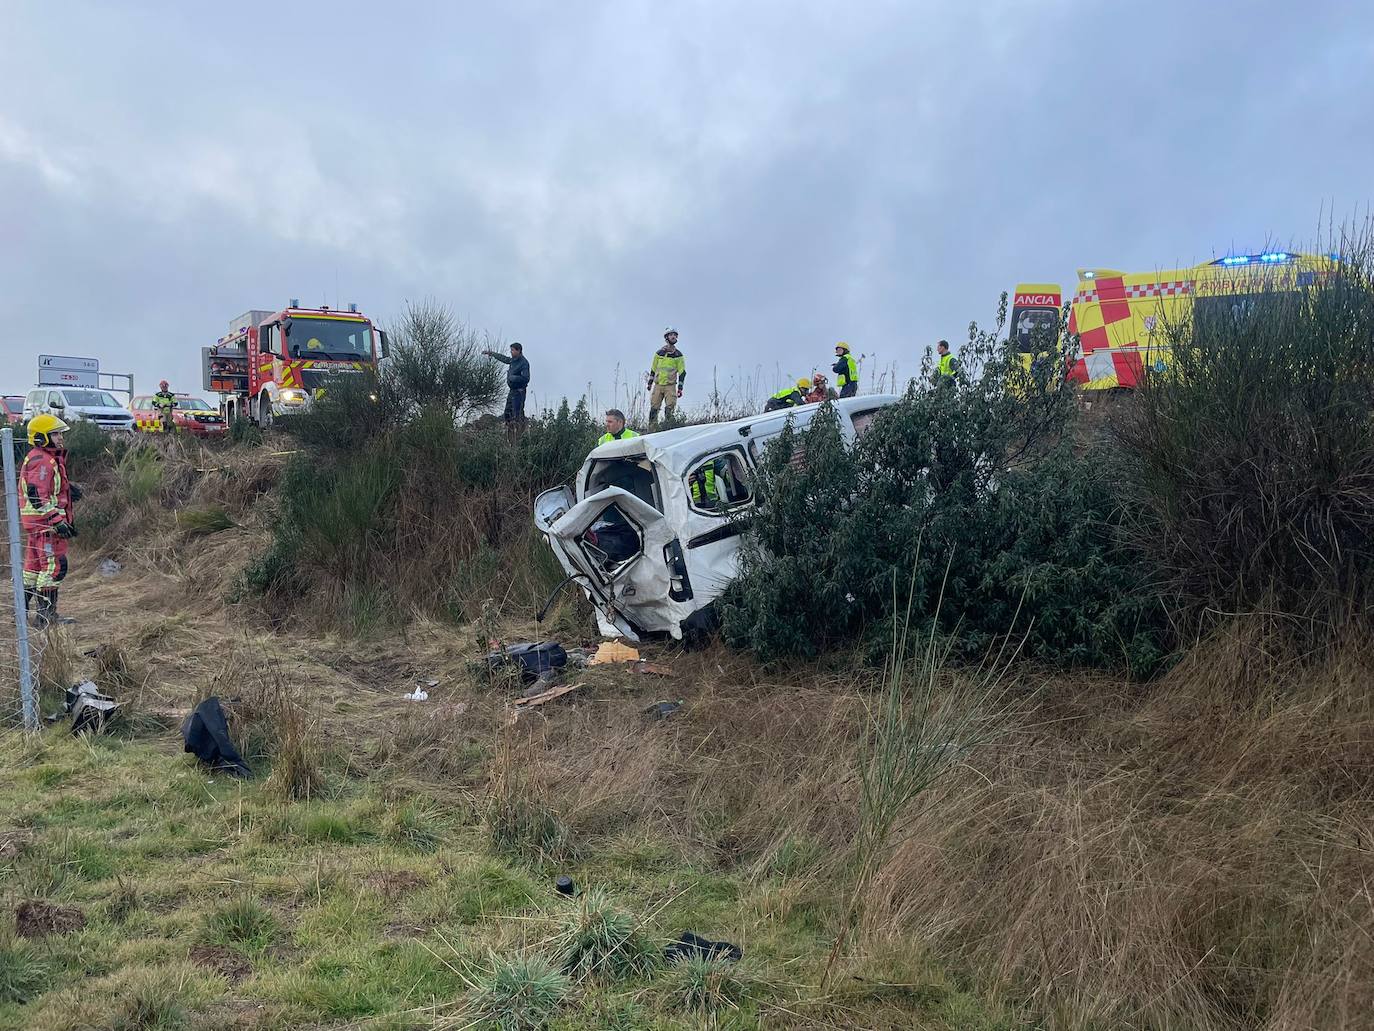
[
  {"xmin": 555, "ymin": 875, "xmax": 576, "ymax": 896},
  {"xmin": 423, "ymin": 678, "xmax": 439, "ymax": 688},
  {"xmin": 65, "ymin": 681, "xmax": 122, "ymax": 734},
  {"xmin": 189, "ymin": 944, "xmax": 253, "ymax": 984},
  {"xmin": 664, "ymin": 931, "xmax": 743, "ymax": 963},
  {"xmin": 631, "ymin": 660, "xmax": 675, "ymax": 677},
  {"xmin": 97, "ymin": 558, "xmax": 123, "ymax": 577},
  {"xmin": 487, "ymin": 641, "xmax": 569, "ymax": 684},
  {"xmin": 403, "ymin": 688, "xmax": 429, "ymax": 702},
  {"xmin": 589, "ymin": 641, "xmax": 640, "ymax": 665},
  {"xmin": 509, "ymin": 681, "xmax": 585, "ymax": 720},
  {"xmin": 644, "ymin": 700, "xmax": 683, "ymax": 720},
  {"xmin": 181, "ymin": 697, "xmax": 251, "ymax": 777},
  {"xmin": 15, "ymin": 900, "xmax": 86, "ymax": 939}
]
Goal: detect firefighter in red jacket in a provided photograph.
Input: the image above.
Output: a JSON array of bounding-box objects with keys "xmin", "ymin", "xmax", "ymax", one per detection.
[{"xmin": 20, "ymin": 414, "xmax": 79, "ymax": 628}]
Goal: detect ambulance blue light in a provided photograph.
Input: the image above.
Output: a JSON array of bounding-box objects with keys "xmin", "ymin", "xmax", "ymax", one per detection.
[
  {"xmin": 1221, "ymin": 255, "xmax": 1250, "ymax": 266},
  {"xmin": 1259, "ymin": 251, "xmax": 1290, "ymax": 262}
]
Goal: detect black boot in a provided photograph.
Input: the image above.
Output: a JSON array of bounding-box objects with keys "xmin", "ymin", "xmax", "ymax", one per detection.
[{"xmin": 39, "ymin": 589, "xmax": 75, "ymax": 628}]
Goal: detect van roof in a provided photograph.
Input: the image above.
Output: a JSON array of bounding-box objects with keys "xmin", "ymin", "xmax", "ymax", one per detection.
[{"xmin": 590, "ymin": 394, "xmax": 902, "ymax": 472}]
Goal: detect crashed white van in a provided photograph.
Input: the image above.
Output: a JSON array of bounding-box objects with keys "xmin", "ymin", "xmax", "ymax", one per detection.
[{"xmin": 534, "ymin": 395, "xmax": 900, "ymax": 641}]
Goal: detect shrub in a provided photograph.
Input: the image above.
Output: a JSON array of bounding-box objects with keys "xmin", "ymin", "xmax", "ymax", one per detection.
[
  {"xmin": 720, "ymin": 312, "xmax": 1168, "ymax": 675},
  {"xmin": 228, "ymin": 415, "xmax": 263, "ymax": 447},
  {"xmin": 1113, "ymin": 238, "xmax": 1374, "ymax": 641},
  {"xmin": 463, "ymin": 952, "xmax": 571, "ymax": 1031},
  {"xmin": 115, "ymin": 443, "xmax": 163, "ymax": 506},
  {"xmin": 552, "ymin": 888, "xmax": 659, "ymax": 982},
  {"xmin": 662, "ymin": 953, "xmax": 756, "ymax": 1015},
  {"xmin": 62, "ymin": 419, "xmax": 110, "ymax": 475},
  {"xmin": 202, "ymin": 896, "xmax": 279, "ymax": 954}
]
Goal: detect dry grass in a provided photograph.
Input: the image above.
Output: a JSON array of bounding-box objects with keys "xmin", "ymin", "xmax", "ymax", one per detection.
[
  {"xmin": 42, "ymin": 439, "xmax": 1374, "ymax": 1031},
  {"xmin": 484, "ymin": 628, "xmax": 1374, "ymax": 1031}
]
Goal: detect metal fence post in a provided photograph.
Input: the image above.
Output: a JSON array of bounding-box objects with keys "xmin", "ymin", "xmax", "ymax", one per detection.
[{"xmin": 2, "ymin": 428, "xmax": 37, "ymax": 730}]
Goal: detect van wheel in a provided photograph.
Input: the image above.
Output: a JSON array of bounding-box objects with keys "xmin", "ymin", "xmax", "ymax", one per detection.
[{"xmin": 258, "ymin": 395, "xmax": 273, "ymax": 428}]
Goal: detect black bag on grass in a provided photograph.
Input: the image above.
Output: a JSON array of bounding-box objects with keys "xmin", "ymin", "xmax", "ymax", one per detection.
[
  {"xmin": 490, "ymin": 641, "xmax": 568, "ymax": 683},
  {"xmin": 181, "ymin": 697, "xmax": 251, "ymax": 777}
]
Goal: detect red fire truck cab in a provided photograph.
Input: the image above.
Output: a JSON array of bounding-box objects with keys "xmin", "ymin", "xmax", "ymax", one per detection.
[{"xmin": 202, "ymin": 302, "xmax": 389, "ymax": 426}]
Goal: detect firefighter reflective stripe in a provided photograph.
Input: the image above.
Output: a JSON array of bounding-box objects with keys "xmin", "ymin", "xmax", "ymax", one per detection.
[
  {"xmin": 20, "ymin": 451, "xmax": 64, "ymax": 526},
  {"xmin": 651, "ymin": 352, "xmax": 686, "ymax": 386},
  {"xmin": 23, "ymin": 531, "xmax": 67, "ymax": 589},
  {"xmin": 836, "ymin": 353, "xmax": 857, "ymax": 388}
]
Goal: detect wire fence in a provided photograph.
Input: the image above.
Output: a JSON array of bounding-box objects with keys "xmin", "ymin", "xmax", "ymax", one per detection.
[{"xmin": 1, "ymin": 427, "xmax": 38, "ymax": 732}]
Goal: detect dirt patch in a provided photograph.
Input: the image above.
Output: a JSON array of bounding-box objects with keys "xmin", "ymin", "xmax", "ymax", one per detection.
[
  {"xmin": 365, "ymin": 869, "xmax": 429, "ymax": 900},
  {"xmin": 0, "ymin": 830, "xmax": 33, "ymax": 860},
  {"xmin": 15, "ymin": 900, "xmax": 86, "ymax": 938},
  {"xmin": 190, "ymin": 944, "xmax": 254, "ymax": 984}
]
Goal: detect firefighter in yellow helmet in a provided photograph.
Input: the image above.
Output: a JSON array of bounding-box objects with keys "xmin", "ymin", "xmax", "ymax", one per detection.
[
  {"xmin": 20, "ymin": 414, "xmax": 80, "ymax": 628},
  {"xmin": 832, "ymin": 342, "xmax": 858, "ymax": 398},
  {"xmin": 763, "ymin": 378, "xmax": 810, "ymax": 412}
]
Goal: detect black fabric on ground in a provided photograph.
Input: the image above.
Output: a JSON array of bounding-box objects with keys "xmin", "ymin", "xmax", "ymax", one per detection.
[{"xmin": 181, "ymin": 697, "xmax": 251, "ymax": 777}]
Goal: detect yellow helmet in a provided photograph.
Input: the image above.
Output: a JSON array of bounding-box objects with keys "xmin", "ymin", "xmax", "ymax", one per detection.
[
  {"xmin": 835, "ymin": 341, "xmax": 850, "ymax": 352},
  {"xmin": 796, "ymin": 377, "xmax": 811, "ymax": 390},
  {"xmin": 28, "ymin": 413, "xmax": 70, "ymax": 447}
]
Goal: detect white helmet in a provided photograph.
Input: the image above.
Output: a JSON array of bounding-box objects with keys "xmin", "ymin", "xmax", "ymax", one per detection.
[{"xmin": 663, "ymin": 326, "xmax": 679, "ymax": 337}]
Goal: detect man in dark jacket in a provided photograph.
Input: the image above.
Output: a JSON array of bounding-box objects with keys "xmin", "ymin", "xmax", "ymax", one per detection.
[{"xmin": 484, "ymin": 342, "xmax": 531, "ymax": 431}]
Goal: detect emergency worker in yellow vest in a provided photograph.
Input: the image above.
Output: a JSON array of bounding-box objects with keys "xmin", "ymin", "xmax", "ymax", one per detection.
[
  {"xmin": 152, "ymin": 380, "xmax": 177, "ymax": 432},
  {"xmin": 932, "ymin": 340, "xmax": 957, "ymax": 387},
  {"xmin": 763, "ymin": 378, "xmax": 809, "ymax": 412},
  {"xmin": 597, "ymin": 409, "xmax": 639, "ymax": 446},
  {"xmin": 689, "ymin": 459, "xmax": 722, "ymax": 509},
  {"xmin": 647, "ymin": 328, "xmax": 686, "ymax": 424},
  {"xmin": 832, "ymin": 342, "xmax": 858, "ymax": 398}
]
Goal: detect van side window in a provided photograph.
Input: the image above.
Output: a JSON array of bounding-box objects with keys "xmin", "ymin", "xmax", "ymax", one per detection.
[
  {"xmin": 746, "ymin": 436, "xmax": 806, "ymax": 471},
  {"xmin": 686, "ymin": 452, "xmax": 751, "ymax": 513},
  {"xmin": 850, "ymin": 408, "xmax": 882, "ymax": 438},
  {"xmin": 48, "ymin": 391, "xmax": 63, "ymax": 407}
]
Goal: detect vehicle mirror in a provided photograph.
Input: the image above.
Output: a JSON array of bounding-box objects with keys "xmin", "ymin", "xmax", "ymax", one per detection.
[
  {"xmin": 50, "ymin": 399, "xmax": 64, "ymax": 410},
  {"xmin": 378, "ymin": 330, "xmax": 390, "ymax": 359}
]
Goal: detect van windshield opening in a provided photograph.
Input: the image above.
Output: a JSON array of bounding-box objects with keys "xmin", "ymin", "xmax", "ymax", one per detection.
[{"xmin": 586, "ymin": 457, "xmax": 659, "ymax": 510}]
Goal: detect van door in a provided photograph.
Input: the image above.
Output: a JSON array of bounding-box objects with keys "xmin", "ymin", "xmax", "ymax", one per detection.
[{"xmin": 547, "ymin": 486, "xmax": 676, "ymax": 638}]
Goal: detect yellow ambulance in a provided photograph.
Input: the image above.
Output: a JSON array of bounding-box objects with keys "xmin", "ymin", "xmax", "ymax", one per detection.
[{"xmin": 1011, "ymin": 251, "xmax": 1336, "ymax": 390}]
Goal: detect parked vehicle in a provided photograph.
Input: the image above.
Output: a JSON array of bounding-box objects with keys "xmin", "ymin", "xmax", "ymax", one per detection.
[
  {"xmin": 129, "ymin": 393, "xmax": 227, "ymax": 437},
  {"xmin": 203, "ymin": 302, "xmax": 389, "ymax": 426},
  {"xmin": 2, "ymin": 396, "xmax": 24, "ymax": 426},
  {"xmin": 22, "ymin": 387, "xmax": 135, "ymax": 432},
  {"xmin": 1011, "ymin": 251, "xmax": 1336, "ymax": 390},
  {"xmin": 534, "ymin": 395, "xmax": 900, "ymax": 641}
]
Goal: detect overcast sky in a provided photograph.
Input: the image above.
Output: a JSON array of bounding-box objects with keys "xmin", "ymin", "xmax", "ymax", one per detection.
[{"xmin": 3, "ymin": 1, "xmax": 1372, "ymax": 414}]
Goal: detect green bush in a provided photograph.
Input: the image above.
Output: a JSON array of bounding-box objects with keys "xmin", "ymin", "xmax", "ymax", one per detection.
[
  {"xmin": 229, "ymin": 415, "xmax": 263, "ymax": 447},
  {"xmin": 720, "ymin": 312, "xmax": 1168, "ymax": 675},
  {"xmin": 115, "ymin": 444, "xmax": 163, "ymax": 506},
  {"xmin": 1113, "ymin": 243, "xmax": 1374, "ymax": 639}
]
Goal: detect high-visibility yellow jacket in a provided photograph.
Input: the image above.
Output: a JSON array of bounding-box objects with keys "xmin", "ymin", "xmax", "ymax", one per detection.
[
  {"xmin": 833, "ymin": 353, "xmax": 858, "ymax": 390},
  {"xmin": 597, "ymin": 428, "xmax": 640, "ymax": 445},
  {"xmin": 650, "ymin": 348, "xmax": 686, "ymax": 387}
]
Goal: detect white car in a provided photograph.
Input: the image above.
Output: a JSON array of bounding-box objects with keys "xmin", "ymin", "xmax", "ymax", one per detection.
[{"xmin": 23, "ymin": 387, "xmax": 136, "ymax": 432}]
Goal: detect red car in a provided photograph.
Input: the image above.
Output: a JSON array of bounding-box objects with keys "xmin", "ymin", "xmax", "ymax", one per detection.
[
  {"xmin": 2, "ymin": 396, "xmax": 24, "ymax": 425},
  {"xmin": 129, "ymin": 393, "xmax": 227, "ymax": 437}
]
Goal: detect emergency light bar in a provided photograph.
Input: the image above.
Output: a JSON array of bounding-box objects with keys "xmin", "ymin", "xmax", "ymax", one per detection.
[{"xmin": 1217, "ymin": 251, "xmax": 1291, "ymax": 267}]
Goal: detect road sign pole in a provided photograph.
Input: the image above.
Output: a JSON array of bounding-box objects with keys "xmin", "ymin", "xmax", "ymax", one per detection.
[{"xmin": 2, "ymin": 428, "xmax": 38, "ymax": 731}]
